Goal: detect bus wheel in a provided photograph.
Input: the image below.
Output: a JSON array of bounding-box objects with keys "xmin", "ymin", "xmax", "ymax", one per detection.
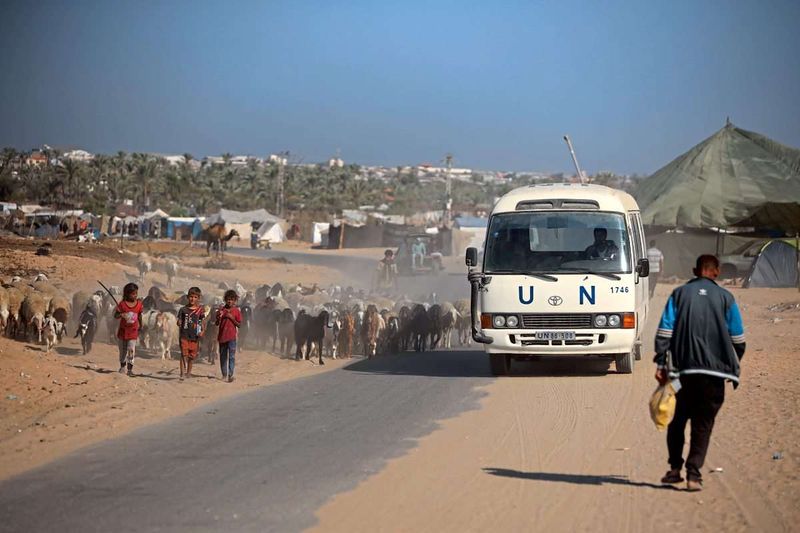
[
  {"xmin": 616, "ymin": 352, "xmax": 634, "ymax": 374},
  {"xmin": 490, "ymin": 355, "xmax": 511, "ymax": 376}
]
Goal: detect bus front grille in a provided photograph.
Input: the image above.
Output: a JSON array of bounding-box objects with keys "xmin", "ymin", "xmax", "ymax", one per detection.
[{"xmin": 520, "ymin": 314, "xmax": 593, "ymax": 329}]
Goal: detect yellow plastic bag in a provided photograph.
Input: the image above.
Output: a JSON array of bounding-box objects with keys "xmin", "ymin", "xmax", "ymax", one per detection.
[{"xmin": 649, "ymin": 382, "xmax": 677, "ymax": 431}]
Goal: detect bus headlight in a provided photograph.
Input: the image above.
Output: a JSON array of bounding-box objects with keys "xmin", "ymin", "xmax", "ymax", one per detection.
[
  {"xmin": 493, "ymin": 315, "xmax": 506, "ymax": 328},
  {"xmin": 506, "ymin": 315, "xmax": 519, "ymax": 328},
  {"xmin": 607, "ymin": 314, "xmax": 621, "ymax": 328},
  {"xmin": 594, "ymin": 314, "xmax": 607, "ymax": 327}
]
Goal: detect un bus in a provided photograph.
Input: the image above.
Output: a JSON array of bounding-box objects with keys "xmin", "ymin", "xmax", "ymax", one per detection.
[{"xmin": 466, "ymin": 183, "xmax": 650, "ymax": 375}]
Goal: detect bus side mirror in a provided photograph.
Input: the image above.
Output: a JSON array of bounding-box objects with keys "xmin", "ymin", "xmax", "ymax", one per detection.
[
  {"xmin": 637, "ymin": 258, "xmax": 650, "ymax": 277},
  {"xmin": 465, "ymin": 247, "xmax": 478, "ymax": 268}
]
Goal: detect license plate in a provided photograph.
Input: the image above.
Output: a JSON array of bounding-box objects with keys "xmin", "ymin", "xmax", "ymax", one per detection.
[{"xmin": 535, "ymin": 331, "xmax": 576, "ymax": 341}]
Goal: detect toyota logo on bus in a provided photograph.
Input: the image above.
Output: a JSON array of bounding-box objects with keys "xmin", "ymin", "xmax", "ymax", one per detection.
[{"xmin": 548, "ymin": 295, "xmax": 563, "ymax": 306}]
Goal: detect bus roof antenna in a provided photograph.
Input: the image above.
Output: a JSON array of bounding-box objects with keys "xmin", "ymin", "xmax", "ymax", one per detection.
[{"xmin": 563, "ymin": 135, "xmax": 585, "ymax": 184}]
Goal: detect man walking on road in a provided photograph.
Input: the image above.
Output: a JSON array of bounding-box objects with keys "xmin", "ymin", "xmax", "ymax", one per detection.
[
  {"xmin": 647, "ymin": 240, "xmax": 664, "ymax": 298},
  {"xmin": 654, "ymin": 255, "xmax": 746, "ymax": 492}
]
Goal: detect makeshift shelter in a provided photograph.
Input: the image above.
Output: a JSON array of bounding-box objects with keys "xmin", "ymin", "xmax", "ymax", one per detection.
[
  {"xmin": 312, "ymin": 222, "xmax": 330, "ymax": 246},
  {"xmin": 636, "ymin": 121, "xmax": 800, "ymax": 229},
  {"xmin": 452, "ymin": 216, "xmax": 488, "ymax": 257},
  {"xmin": 166, "ymin": 217, "xmax": 203, "ymax": 240},
  {"xmin": 255, "ymin": 221, "xmax": 285, "ymax": 244},
  {"xmin": 204, "ymin": 208, "xmax": 284, "ymax": 242},
  {"xmin": 744, "ymin": 240, "xmax": 800, "ymax": 288}
]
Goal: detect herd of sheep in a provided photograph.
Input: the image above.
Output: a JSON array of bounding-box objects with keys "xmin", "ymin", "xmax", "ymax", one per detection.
[{"xmin": 0, "ymin": 268, "xmax": 474, "ymax": 365}]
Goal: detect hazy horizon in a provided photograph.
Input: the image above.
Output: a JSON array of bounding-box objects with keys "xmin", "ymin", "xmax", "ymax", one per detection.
[{"xmin": 1, "ymin": 0, "xmax": 798, "ymax": 175}]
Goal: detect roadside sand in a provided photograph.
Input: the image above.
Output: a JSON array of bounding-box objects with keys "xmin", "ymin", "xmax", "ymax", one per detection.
[
  {"xmin": 313, "ymin": 284, "xmax": 800, "ymax": 532},
  {"xmin": 0, "ymin": 236, "xmax": 353, "ymax": 480}
]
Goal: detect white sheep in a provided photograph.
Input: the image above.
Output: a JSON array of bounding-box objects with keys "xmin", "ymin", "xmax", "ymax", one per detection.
[
  {"xmin": 5, "ymin": 287, "xmax": 24, "ymax": 338},
  {"xmin": 21, "ymin": 292, "xmax": 47, "ymax": 343},
  {"xmin": 137, "ymin": 253, "xmax": 152, "ymax": 282},
  {"xmin": 166, "ymin": 259, "xmax": 179, "ymax": 288},
  {"xmin": 154, "ymin": 311, "xmax": 178, "ymax": 360},
  {"xmin": 48, "ymin": 293, "xmax": 71, "ymax": 340},
  {"xmin": 42, "ymin": 315, "xmax": 59, "ymax": 353},
  {"xmin": 0, "ymin": 286, "xmax": 9, "ymax": 334}
]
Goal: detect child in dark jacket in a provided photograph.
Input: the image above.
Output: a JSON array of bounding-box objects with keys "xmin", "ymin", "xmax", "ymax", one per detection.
[{"xmin": 177, "ymin": 286, "xmax": 205, "ymax": 380}]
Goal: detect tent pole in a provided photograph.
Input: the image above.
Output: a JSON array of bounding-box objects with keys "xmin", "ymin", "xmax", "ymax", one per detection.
[{"xmin": 796, "ymin": 232, "xmax": 799, "ymax": 293}]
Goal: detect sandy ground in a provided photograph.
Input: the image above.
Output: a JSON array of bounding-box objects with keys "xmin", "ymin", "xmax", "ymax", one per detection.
[
  {"xmin": 314, "ymin": 283, "xmax": 800, "ymax": 532},
  {"xmin": 0, "ymin": 236, "xmax": 353, "ymax": 480}
]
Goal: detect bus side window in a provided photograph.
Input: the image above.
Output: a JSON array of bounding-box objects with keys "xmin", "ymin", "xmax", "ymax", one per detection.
[{"xmin": 629, "ymin": 214, "xmax": 643, "ymax": 261}]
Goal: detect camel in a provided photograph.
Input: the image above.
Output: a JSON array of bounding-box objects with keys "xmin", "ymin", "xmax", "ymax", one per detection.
[{"xmin": 203, "ymin": 225, "xmax": 239, "ymax": 257}]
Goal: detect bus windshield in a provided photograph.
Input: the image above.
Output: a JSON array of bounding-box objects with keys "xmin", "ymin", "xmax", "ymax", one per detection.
[{"xmin": 484, "ymin": 211, "xmax": 632, "ymax": 274}]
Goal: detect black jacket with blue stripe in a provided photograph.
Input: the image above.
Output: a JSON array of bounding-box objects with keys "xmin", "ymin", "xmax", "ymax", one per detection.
[{"xmin": 654, "ymin": 277, "xmax": 746, "ymax": 387}]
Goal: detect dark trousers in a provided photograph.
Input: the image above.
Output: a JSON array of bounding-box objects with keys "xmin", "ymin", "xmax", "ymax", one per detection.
[
  {"xmin": 649, "ymin": 272, "xmax": 660, "ymax": 298},
  {"xmin": 219, "ymin": 340, "xmax": 237, "ymax": 377},
  {"xmin": 667, "ymin": 374, "xmax": 725, "ymax": 480}
]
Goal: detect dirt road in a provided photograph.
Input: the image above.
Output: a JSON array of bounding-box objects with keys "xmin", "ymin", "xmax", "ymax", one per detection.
[{"xmin": 314, "ymin": 285, "xmax": 799, "ymax": 532}]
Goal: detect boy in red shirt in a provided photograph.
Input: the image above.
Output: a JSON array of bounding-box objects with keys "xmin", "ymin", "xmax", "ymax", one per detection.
[
  {"xmin": 215, "ymin": 290, "xmax": 242, "ymax": 382},
  {"xmin": 114, "ymin": 283, "xmax": 143, "ymax": 377},
  {"xmin": 177, "ymin": 286, "xmax": 205, "ymax": 380}
]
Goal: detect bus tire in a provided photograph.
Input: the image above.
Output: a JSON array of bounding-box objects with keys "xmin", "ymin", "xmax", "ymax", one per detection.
[
  {"xmin": 490, "ymin": 355, "xmax": 511, "ymax": 376},
  {"xmin": 616, "ymin": 352, "xmax": 634, "ymax": 374}
]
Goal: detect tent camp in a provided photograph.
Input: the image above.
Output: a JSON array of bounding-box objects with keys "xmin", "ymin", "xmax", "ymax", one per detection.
[
  {"xmin": 636, "ymin": 121, "xmax": 800, "ymax": 230},
  {"xmin": 743, "ymin": 240, "xmax": 799, "ymax": 288},
  {"xmin": 255, "ymin": 221, "xmax": 285, "ymax": 244}
]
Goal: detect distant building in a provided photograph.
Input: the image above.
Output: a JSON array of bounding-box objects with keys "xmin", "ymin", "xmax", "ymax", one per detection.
[
  {"xmin": 328, "ymin": 157, "xmax": 344, "ymax": 168},
  {"xmin": 26, "ymin": 151, "xmax": 48, "ymax": 167},
  {"xmin": 268, "ymin": 154, "xmax": 288, "ymax": 165},
  {"xmin": 62, "ymin": 149, "xmax": 94, "ymax": 162}
]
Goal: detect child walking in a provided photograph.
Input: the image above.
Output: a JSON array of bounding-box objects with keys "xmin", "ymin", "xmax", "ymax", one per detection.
[
  {"xmin": 114, "ymin": 283, "xmax": 143, "ymax": 377},
  {"xmin": 215, "ymin": 289, "xmax": 241, "ymax": 382},
  {"xmin": 177, "ymin": 286, "xmax": 205, "ymax": 380}
]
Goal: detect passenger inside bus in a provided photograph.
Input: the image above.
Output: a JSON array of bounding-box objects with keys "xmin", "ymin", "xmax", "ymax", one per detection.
[{"xmin": 584, "ymin": 227, "xmax": 619, "ymax": 260}]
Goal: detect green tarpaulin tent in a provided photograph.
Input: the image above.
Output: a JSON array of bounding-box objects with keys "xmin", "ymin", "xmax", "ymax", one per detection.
[{"xmin": 636, "ymin": 122, "xmax": 800, "ymax": 231}]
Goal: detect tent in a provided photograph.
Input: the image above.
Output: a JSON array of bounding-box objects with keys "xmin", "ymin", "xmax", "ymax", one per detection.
[
  {"xmin": 744, "ymin": 240, "xmax": 799, "ymax": 288},
  {"xmin": 636, "ymin": 122, "xmax": 800, "ymax": 230},
  {"xmin": 255, "ymin": 221, "xmax": 285, "ymax": 244},
  {"xmin": 312, "ymin": 222, "xmax": 330, "ymax": 245},
  {"xmin": 204, "ymin": 208, "xmax": 282, "ymax": 227},
  {"xmin": 204, "ymin": 208, "xmax": 284, "ymax": 244}
]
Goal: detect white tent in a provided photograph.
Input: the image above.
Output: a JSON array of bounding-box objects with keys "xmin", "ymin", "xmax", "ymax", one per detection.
[
  {"xmin": 205, "ymin": 208, "xmax": 282, "ymax": 226},
  {"xmin": 312, "ymin": 222, "xmax": 330, "ymax": 245},
  {"xmin": 256, "ymin": 221, "xmax": 285, "ymax": 244}
]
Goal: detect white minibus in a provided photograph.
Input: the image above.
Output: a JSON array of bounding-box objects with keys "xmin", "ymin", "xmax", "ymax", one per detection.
[{"xmin": 466, "ymin": 183, "xmax": 650, "ymax": 375}]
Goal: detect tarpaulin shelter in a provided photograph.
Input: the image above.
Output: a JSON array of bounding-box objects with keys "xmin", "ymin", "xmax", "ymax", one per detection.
[
  {"xmin": 312, "ymin": 222, "xmax": 330, "ymax": 245},
  {"xmin": 166, "ymin": 217, "xmax": 203, "ymax": 240},
  {"xmin": 744, "ymin": 240, "xmax": 800, "ymax": 288},
  {"xmin": 255, "ymin": 221, "xmax": 285, "ymax": 244},
  {"xmin": 204, "ymin": 208, "xmax": 284, "ymax": 244},
  {"xmin": 636, "ymin": 121, "xmax": 800, "ymax": 230}
]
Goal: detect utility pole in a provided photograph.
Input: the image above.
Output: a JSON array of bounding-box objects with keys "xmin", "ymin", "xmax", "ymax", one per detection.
[
  {"xmin": 444, "ymin": 153, "xmax": 453, "ymax": 226},
  {"xmin": 275, "ymin": 150, "xmax": 289, "ymax": 217}
]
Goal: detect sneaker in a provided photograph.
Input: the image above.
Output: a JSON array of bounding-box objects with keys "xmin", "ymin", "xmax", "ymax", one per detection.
[
  {"xmin": 228, "ymin": 375, "xmax": 234, "ymax": 383},
  {"xmin": 221, "ymin": 374, "xmax": 228, "ymax": 381},
  {"xmin": 119, "ymin": 366, "xmax": 126, "ymax": 374},
  {"xmin": 660, "ymin": 469, "xmax": 684, "ymax": 484},
  {"xmin": 686, "ymin": 479, "xmax": 703, "ymax": 492}
]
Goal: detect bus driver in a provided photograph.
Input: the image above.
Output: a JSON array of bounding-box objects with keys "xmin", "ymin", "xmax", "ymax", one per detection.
[{"xmin": 584, "ymin": 227, "xmax": 618, "ymax": 260}]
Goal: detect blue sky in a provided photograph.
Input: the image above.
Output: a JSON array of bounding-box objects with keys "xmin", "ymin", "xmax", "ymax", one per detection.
[{"xmin": 1, "ymin": 0, "xmax": 798, "ymax": 174}]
